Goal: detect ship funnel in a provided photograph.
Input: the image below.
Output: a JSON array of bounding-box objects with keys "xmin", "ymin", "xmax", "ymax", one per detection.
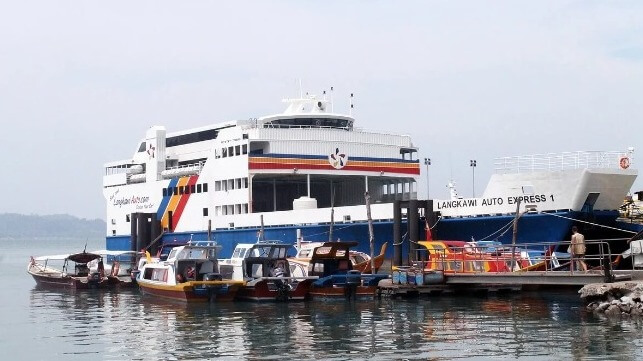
[{"xmin": 145, "ymin": 126, "xmax": 166, "ymax": 182}]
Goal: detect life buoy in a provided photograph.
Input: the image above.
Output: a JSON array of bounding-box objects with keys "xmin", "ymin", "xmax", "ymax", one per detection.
[{"xmin": 620, "ymin": 157, "xmax": 630, "ymax": 170}]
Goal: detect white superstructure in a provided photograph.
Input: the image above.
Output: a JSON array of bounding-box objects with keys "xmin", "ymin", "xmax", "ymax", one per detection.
[{"xmin": 103, "ymin": 94, "xmax": 420, "ymax": 242}]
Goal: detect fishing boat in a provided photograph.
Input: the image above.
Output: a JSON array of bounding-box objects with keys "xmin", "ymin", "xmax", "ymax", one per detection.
[
  {"xmin": 288, "ymin": 241, "xmax": 387, "ymax": 299},
  {"xmin": 28, "ymin": 251, "xmax": 112, "ymax": 289},
  {"xmin": 218, "ymin": 241, "xmax": 316, "ymax": 301},
  {"xmin": 102, "ymin": 89, "xmax": 637, "ymax": 258},
  {"xmin": 136, "ymin": 242, "xmax": 244, "ymax": 302}
]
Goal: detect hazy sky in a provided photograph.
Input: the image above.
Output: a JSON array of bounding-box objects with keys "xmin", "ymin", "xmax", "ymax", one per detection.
[{"xmin": 1, "ymin": 1, "xmax": 642, "ymax": 220}]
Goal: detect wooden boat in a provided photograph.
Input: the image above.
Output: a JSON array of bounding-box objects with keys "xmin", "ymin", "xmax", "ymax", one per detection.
[
  {"xmin": 28, "ymin": 251, "xmax": 113, "ymax": 289},
  {"xmin": 415, "ymin": 240, "xmax": 545, "ymax": 274},
  {"xmin": 289, "ymin": 241, "xmax": 388, "ymax": 299},
  {"xmin": 293, "ymin": 241, "xmax": 387, "ymax": 274},
  {"xmin": 88, "ymin": 250, "xmax": 140, "ymax": 287},
  {"xmin": 218, "ymin": 241, "xmax": 317, "ymax": 301},
  {"xmin": 136, "ymin": 242, "xmax": 244, "ymax": 302}
]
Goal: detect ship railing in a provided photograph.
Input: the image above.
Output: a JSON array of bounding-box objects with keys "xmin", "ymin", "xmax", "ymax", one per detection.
[
  {"xmin": 164, "ymin": 161, "xmax": 205, "ymax": 173},
  {"xmin": 494, "ymin": 151, "xmax": 632, "ymax": 173},
  {"xmin": 258, "ymin": 123, "xmax": 352, "ymax": 131},
  {"xmin": 414, "ymin": 239, "xmax": 621, "ymax": 278}
]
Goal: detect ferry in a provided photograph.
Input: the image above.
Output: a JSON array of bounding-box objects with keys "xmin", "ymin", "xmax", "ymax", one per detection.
[
  {"xmin": 103, "ymin": 92, "xmax": 419, "ymax": 257},
  {"xmin": 103, "ymin": 91, "xmax": 637, "ymax": 257}
]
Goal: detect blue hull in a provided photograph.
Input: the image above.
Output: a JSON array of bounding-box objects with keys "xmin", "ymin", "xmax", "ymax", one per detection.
[{"xmin": 106, "ymin": 210, "xmax": 622, "ymax": 258}]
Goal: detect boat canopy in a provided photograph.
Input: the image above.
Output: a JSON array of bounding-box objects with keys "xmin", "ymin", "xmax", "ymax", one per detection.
[
  {"xmin": 67, "ymin": 252, "xmax": 102, "ymax": 264},
  {"xmin": 33, "ymin": 254, "xmax": 70, "ymax": 261}
]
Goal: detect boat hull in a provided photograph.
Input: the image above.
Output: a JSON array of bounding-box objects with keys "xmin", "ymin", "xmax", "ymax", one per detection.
[
  {"xmin": 137, "ymin": 281, "xmax": 240, "ymax": 303},
  {"xmin": 29, "ymin": 272, "xmax": 111, "ymax": 290},
  {"xmin": 308, "ymin": 285, "xmax": 378, "ymax": 300},
  {"xmin": 107, "ymin": 210, "xmax": 622, "ymax": 258},
  {"xmin": 236, "ymin": 279, "xmax": 312, "ymax": 301}
]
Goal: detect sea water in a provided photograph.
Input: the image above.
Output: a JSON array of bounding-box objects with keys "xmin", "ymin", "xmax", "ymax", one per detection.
[{"xmin": 1, "ymin": 238, "xmax": 642, "ymax": 360}]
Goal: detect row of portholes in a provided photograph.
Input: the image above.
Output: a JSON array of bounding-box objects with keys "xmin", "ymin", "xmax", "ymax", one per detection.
[
  {"xmin": 215, "ymin": 203, "xmax": 249, "ymax": 216},
  {"xmin": 214, "ymin": 178, "xmax": 249, "ymax": 192}
]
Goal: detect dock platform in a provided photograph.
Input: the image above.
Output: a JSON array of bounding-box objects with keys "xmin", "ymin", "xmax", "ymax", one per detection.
[{"xmin": 378, "ymin": 270, "xmax": 632, "ymax": 298}]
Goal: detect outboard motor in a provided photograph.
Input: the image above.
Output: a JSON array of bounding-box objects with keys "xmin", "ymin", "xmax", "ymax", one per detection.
[
  {"xmin": 87, "ymin": 272, "xmax": 102, "ymax": 288},
  {"xmin": 204, "ymin": 273, "xmax": 223, "ymax": 281},
  {"xmin": 344, "ymin": 270, "xmax": 361, "ymax": 300},
  {"xmin": 203, "ymin": 273, "xmax": 223, "ymax": 302},
  {"xmin": 271, "ymin": 266, "xmax": 290, "ymax": 301}
]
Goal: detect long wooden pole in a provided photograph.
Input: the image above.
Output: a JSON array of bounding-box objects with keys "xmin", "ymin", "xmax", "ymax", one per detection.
[
  {"xmin": 511, "ymin": 199, "xmax": 521, "ymax": 270},
  {"xmin": 365, "ymin": 191, "xmax": 375, "ymax": 274},
  {"xmin": 329, "ymin": 187, "xmax": 335, "ymax": 242}
]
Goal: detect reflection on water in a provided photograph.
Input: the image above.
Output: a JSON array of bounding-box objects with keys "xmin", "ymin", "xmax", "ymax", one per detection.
[{"xmin": 3, "ymin": 239, "xmax": 643, "ymax": 360}]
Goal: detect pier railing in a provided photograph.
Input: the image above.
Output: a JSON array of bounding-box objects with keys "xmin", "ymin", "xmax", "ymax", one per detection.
[
  {"xmin": 414, "ymin": 239, "xmax": 620, "ymax": 280},
  {"xmin": 494, "ymin": 151, "xmax": 632, "ymax": 173}
]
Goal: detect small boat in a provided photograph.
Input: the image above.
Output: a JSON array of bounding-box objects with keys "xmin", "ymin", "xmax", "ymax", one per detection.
[
  {"xmin": 136, "ymin": 242, "xmax": 244, "ymax": 302},
  {"xmin": 293, "ymin": 241, "xmax": 387, "ymax": 274},
  {"xmin": 414, "ymin": 240, "xmax": 565, "ymax": 274},
  {"xmin": 88, "ymin": 250, "xmax": 140, "ymax": 287},
  {"xmin": 218, "ymin": 241, "xmax": 317, "ymax": 301},
  {"xmin": 28, "ymin": 251, "xmax": 112, "ymax": 289},
  {"xmin": 289, "ymin": 241, "xmax": 388, "ymax": 299}
]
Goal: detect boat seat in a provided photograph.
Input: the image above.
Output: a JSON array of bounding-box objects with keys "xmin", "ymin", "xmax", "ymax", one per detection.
[
  {"xmin": 338, "ymin": 260, "xmax": 350, "ymax": 271},
  {"xmin": 199, "ymin": 261, "xmax": 214, "ymax": 274}
]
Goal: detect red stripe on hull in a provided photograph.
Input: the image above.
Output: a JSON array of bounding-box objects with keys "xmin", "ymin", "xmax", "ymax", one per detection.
[
  {"xmin": 249, "ymin": 162, "xmax": 419, "ymax": 175},
  {"xmin": 172, "ymin": 175, "xmax": 199, "ymax": 229},
  {"xmin": 236, "ymin": 280, "xmax": 311, "ymax": 301},
  {"xmin": 139, "ymin": 284, "xmax": 237, "ymax": 303}
]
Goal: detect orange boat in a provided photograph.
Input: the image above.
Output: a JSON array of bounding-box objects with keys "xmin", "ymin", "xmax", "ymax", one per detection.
[{"xmin": 416, "ymin": 240, "xmax": 530, "ymax": 273}]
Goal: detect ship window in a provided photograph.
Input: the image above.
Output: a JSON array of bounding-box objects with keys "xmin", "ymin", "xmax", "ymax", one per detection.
[
  {"xmin": 222, "ymin": 148, "xmax": 227, "ymax": 158},
  {"xmin": 228, "ymin": 146, "xmax": 234, "ymax": 157},
  {"xmin": 235, "ymin": 178, "xmax": 241, "ymax": 189},
  {"xmin": 243, "ymin": 178, "xmax": 248, "ymax": 188},
  {"xmin": 215, "ymin": 181, "xmax": 221, "ymax": 191},
  {"xmin": 173, "ymin": 187, "xmax": 178, "ymax": 196},
  {"xmin": 203, "ymin": 208, "xmax": 208, "ymax": 216},
  {"xmin": 197, "ymin": 184, "xmax": 202, "ymax": 193},
  {"xmin": 228, "ymin": 179, "xmax": 234, "ymax": 190},
  {"xmin": 138, "ymin": 142, "xmax": 146, "ymax": 152},
  {"xmin": 203, "ymin": 183, "xmax": 208, "ymax": 192},
  {"xmin": 235, "ymin": 145, "xmax": 241, "ymax": 156},
  {"xmin": 235, "ymin": 204, "xmax": 241, "ymax": 214},
  {"xmin": 162, "ymin": 188, "xmax": 167, "ymax": 197},
  {"xmin": 126, "ymin": 214, "xmax": 130, "ymax": 222},
  {"xmin": 215, "ymin": 206, "xmax": 221, "ymax": 216},
  {"xmin": 165, "ymin": 128, "xmax": 219, "ymax": 148},
  {"xmin": 185, "ymin": 185, "xmax": 190, "ymax": 194},
  {"xmin": 227, "ymin": 205, "xmax": 233, "ymax": 215},
  {"xmin": 242, "ymin": 203, "xmax": 248, "ymax": 214},
  {"xmin": 242, "ymin": 144, "xmax": 248, "ymax": 155},
  {"xmin": 112, "ymin": 230, "xmax": 116, "ymax": 236},
  {"xmin": 232, "ymin": 248, "xmax": 241, "ymax": 258},
  {"xmin": 179, "ymin": 186, "xmax": 184, "ymax": 195}
]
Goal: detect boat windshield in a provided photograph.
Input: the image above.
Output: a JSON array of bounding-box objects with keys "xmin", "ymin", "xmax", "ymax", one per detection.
[
  {"xmin": 248, "ymin": 246, "xmax": 286, "ymax": 258},
  {"xmin": 176, "ymin": 248, "xmax": 215, "ymax": 261}
]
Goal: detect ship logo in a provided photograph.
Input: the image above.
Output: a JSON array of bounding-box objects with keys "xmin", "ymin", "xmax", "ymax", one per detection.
[
  {"xmin": 329, "ymin": 148, "xmax": 348, "ymax": 169},
  {"xmin": 147, "ymin": 144, "xmax": 156, "ymax": 159}
]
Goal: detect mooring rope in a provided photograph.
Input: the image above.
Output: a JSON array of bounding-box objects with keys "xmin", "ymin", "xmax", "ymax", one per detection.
[{"xmin": 541, "ymin": 212, "xmax": 638, "ymax": 234}]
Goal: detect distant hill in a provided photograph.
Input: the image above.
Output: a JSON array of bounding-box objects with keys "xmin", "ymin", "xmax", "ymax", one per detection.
[{"xmin": 0, "ymin": 213, "xmax": 105, "ymax": 240}]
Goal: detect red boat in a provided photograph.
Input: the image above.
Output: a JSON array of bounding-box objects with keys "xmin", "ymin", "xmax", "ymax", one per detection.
[{"xmin": 289, "ymin": 241, "xmax": 387, "ymax": 300}]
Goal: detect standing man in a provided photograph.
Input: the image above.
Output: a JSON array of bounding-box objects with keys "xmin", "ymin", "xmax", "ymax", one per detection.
[{"xmin": 571, "ymin": 226, "xmax": 587, "ymax": 271}]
